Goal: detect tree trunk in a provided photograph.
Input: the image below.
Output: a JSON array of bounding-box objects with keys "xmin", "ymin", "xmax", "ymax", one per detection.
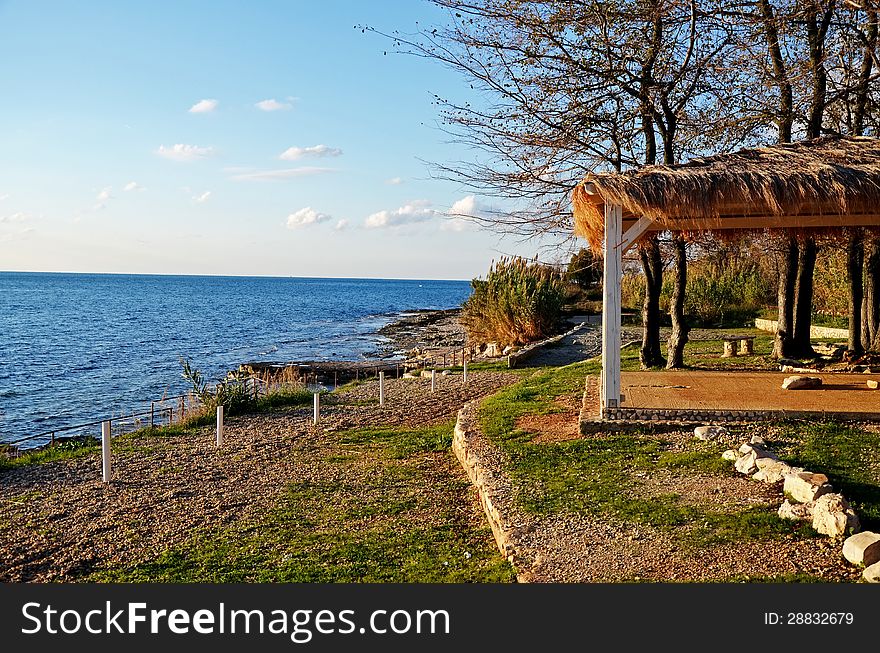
[
  {"xmin": 773, "ymin": 236, "xmax": 799, "ymax": 359},
  {"xmin": 639, "ymin": 235, "xmax": 666, "ymax": 369},
  {"xmin": 847, "ymin": 229, "xmax": 864, "ymax": 356},
  {"xmin": 864, "ymin": 233, "xmax": 880, "ymax": 351},
  {"xmin": 666, "ymin": 236, "xmax": 688, "ymax": 369},
  {"xmin": 792, "ymin": 237, "xmax": 817, "ymax": 357}
]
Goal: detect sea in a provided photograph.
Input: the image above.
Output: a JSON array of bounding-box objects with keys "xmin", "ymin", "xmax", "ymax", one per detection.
[{"xmin": 0, "ymin": 272, "xmax": 471, "ymax": 447}]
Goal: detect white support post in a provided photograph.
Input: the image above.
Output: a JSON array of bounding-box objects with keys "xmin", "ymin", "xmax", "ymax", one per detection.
[
  {"xmin": 601, "ymin": 203, "xmax": 623, "ymax": 416},
  {"xmin": 313, "ymin": 392, "xmax": 320, "ymax": 425},
  {"xmin": 379, "ymin": 371, "xmax": 385, "ymax": 406},
  {"xmin": 462, "ymin": 361, "xmax": 468, "ymax": 384},
  {"xmin": 431, "ymin": 369, "xmax": 436, "ymax": 392},
  {"xmin": 101, "ymin": 420, "xmax": 112, "ymax": 483},
  {"xmin": 216, "ymin": 405, "xmax": 224, "ymax": 447}
]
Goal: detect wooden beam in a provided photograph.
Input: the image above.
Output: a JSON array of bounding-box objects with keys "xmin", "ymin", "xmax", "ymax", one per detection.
[
  {"xmin": 620, "ymin": 216, "xmax": 654, "ymax": 252},
  {"xmin": 601, "ymin": 203, "xmax": 623, "ymax": 415},
  {"xmin": 631, "ymin": 213, "xmax": 880, "ymax": 232}
]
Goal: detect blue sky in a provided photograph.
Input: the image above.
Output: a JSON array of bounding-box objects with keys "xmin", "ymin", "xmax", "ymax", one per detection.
[{"xmin": 0, "ymin": 0, "xmax": 548, "ymax": 279}]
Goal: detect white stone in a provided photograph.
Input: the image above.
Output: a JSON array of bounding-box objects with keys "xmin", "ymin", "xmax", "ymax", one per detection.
[
  {"xmin": 753, "ymin": 460, "xmax": 794, "ymax": 484},
  {"xmin": 812, "ymin": 493, "xmax": 860, "ymax": 538},
  {"xmin": 722, "ymin": 450, "xmax": 738, "ymax": 462},
  {"xmin": 782, "ymin": 375, "xmax": 823, "ymax": 390},
  {"xmin": 738, "ymin": 442, "xmax": 777, "ymax": 461},
  {"xmin": 842, "ymin": 532, "xmax": 880, "ymax": 567},
  {"xmin": 868, "ymin": 380, "xmax": 879, "ymax": 390},
  {"xmin": 735, "ymin": 451, "xmax": 758, "ymax": 475},
  {"xmin": 694, "ymin": 425, "xmax": 728, "ymax": 441},
  {"xmin": 778, "ymin": 499, "xmax": 815, "ymax": 521},
  {"xmin": 750, "ymin": 435, "xmax": 767, "ymax": 446},
  {"xmin": 784, "ymin": 472, "xmax": 833, "ymax": 503},
  {"xmin": 864, "ymin": 561, "xmax": 880, "ymax": 583}
]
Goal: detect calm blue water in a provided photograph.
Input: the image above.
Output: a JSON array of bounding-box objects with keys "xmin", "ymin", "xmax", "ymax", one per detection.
[{"xmin": 0, "ymin": 272, "xmax": 471, "ymax": 446}]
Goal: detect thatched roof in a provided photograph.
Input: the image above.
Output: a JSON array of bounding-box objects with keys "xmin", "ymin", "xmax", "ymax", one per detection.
[{"xmin": 572, "ymin": 136, "xmax": 880, "ymax": 250}]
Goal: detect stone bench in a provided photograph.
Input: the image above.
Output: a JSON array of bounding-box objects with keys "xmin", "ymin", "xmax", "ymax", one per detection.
[{"xmin": 721, "ymin": 335, "xmax": 756, "ymax": 357}]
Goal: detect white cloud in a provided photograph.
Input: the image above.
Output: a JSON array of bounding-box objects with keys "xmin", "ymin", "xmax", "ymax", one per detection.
[
  {"xmin": 231, "ymin": 167, "xmax": 335, "ymax": 181},
  {"xmin": 365, "ymin": 200, "xmax": 438, "ymax": 229},
  {"xmin": 334, "ymin": 218, "xmax": 349, "ymax": 231},
  {"xmin": 0, "ymin": 212, "xmax": 30, "ymax": 223},
  {"xmin": 94, "ymin": 187, "xmax": 113, "ymax": 210},
  {"xmin": 385, "ymin": 177, "xmax": 403, "ymax": 185},
  {"xmin": 124, "ymin": 181, "xmax": 145, "ymax": 192},
  {"xmin": 442, "ymin": 195, "xmax": 490, "ymax": 231},
  {"xmin": 156, "ymin": 144, "xmax": 215, "ymax": 161},
  {"xmin": 256, "ymin": 98, "xmax": 292, "ymax": 112},
  {"xmin": 280, "ymin": 144, "xmax": 343, "ymax": 161},
  {"xmin": 0, "ymin": 193, "xmax": 9, "ymax": 201},
  {"xmin": 193, "ymin": 191, "xmax": 212, "ymax": 203},
  {"xmin": 287, "ymin": 207, "xmax": 332, "ymax": 228},
  {"xmin": 189, "ymin": 98, "xmax": 218, "ymax": 114}
]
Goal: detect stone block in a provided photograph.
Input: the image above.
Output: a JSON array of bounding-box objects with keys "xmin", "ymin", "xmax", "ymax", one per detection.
[
  {"xmin": 694, "ymin": 425, "xmax": 728, "ymax": 441},
  {"xmin": 778, "ymin": 499, "xmax": 814, "ymax": 521},
  {"xmin": 812, "ymin": 493, "xmax": 860, "ymax": 538},
  {"xmin": 784, "ymin": 472, "xmax": 833, "ymax": 503},
  {"xmin": 842, "ymin": 532, "xmax": 880, "ymax": 567},
  {"xmin": 782, "ymin": 375, "xmax": 823, "ymax": 390}
]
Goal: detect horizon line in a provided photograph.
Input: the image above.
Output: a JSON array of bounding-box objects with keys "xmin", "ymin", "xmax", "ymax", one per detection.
[{"xmin": 0, "ymin": 269, "xmax": 472, "ymax": 283}]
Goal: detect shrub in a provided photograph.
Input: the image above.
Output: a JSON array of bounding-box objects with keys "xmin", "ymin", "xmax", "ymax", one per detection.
[
  {"xmin": 461, "ymin": 257, "xmax": 567, "ymax": 347},
  {"xmin": 180, "ymin": 357, "xmax": 254, "ymax": 416}
]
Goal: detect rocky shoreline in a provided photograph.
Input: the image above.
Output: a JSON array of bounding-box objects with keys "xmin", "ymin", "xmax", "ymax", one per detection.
[{"xmin": 239, "ymin": 308, "xmax": 469, "ymax": 386}]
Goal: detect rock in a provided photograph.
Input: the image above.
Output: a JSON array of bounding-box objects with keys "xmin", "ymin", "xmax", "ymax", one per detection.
[
  {"xmin": 811, "ymin": 493, "xmax": 860, "ymax": 538},
  {"xmin": 722, "ymin": 449, "xmax": 738, "ymax": 462},
  {"xmin": 441, "ymin": 370, "xmax": 451, "ymax": 376},
  {"xmin": 782, "ymin": 375, "xmax": 823, "ymax": 390},
  {"xmin": 750, "ymin": 435, "xmax": 766, "ymax": 446},
  {"xmin": 484, "ymin": 342, "xmax": 502, "ymax": 357},
  {"xmin": 694, "ymin": 425, "xmax": 728, "ymax": 441},
  {"xmin": 402, "ymin": 372, "xmax": 417, "ymax": 379},
  {"xmin": 784, "ymin": 472, "xmax": 833, "ymax": 503},
  {"xmin": 738, "ymin": 442, "xmax": 777, "ymax": 460},
  {"xmin": 502, "ymin": 345, "xmax": 516, "ymax": 355},
  {"xmin": 753, "ymin": 459, "xmax": 795, "ymax": 484},
  {"xmin": 864, "ymin": 561, "xmax": 880, "ymax": 583},
  {"xmin": 735, "ymin": 452, "xmax": 758, "ymax": 475},
  {"xmin": 778, "ymin": 499, "xmax": 815, "ymax": 521},
  {"xmin": 842, "ymin": 532, "xmax": 880, "ymax": 567},
  {"xmin": 868, "ymin": 380, "xmax": 879, "ymax": 390}
]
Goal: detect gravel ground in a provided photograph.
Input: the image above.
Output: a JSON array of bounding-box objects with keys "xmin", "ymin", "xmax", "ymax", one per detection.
[{"xmin": 0, "ymin": 371, "xmax": 516, "ymax": 582}]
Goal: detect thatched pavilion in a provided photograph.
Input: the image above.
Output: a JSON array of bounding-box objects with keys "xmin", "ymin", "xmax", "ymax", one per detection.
[{"xmin": 572, "ymin": 136, "xmax": 880, "ymax": 419}]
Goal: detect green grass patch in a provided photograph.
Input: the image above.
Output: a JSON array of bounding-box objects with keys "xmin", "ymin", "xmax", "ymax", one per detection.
[
  {"xmin": 478, "ymin": 362, "xmax": 813, "ymax": 546},
  {"xmin": 771, "ymin": 421, "xmax": 880, "ymax": 531},
  {"xmin": 255, "ymin": 387, "xmax": 314, "ymax": 412},
  {"xmin": 90, "ymin": 420, "xmax": 514, "ymax": 583},
  {"xmin": 0, "ymin": 437, "xmax": 100, "ymax": 470},
  {"xmin": 338, "ymin": 421, "xmax": 455, "ymax": 459}
]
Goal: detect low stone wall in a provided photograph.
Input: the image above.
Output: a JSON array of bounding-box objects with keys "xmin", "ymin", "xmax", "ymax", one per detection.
[
  {"xmin": 755, "ymin": 318, "xmax": 849, "ymax": 340},
  {"xmin": 452, "ymin": 400, "xmax": 531, "ymax": 581}
]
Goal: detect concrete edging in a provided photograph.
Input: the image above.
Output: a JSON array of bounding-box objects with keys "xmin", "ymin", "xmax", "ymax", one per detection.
[
  {"xmin": 452, "ymin": 400, "xmax": 532, "ymax": 581},
  {"xmin": 755, "ymin": 318, "xmax": 849, "ymax": 339}
]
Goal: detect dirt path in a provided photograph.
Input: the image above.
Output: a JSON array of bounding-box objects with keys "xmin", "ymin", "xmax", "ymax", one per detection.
[{"xmin": 0, "ymin": 372, "xmax": 516, "ymax": 582}]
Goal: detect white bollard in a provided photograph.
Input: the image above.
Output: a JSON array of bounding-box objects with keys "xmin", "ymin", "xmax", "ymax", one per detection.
[
  {"xmin": 379, "ymin": 371, "xmax": 386, "ymax": 406},
  {"xmin": 431, "ymin": 369, "xmax": 436, "ymax": 393},
  {"xmin": 463, "ymin": 361, "xmax": 468, "ymax": 384},
  {"xmin": 216, "ymin": 405, "xmax": 224, "ymax": 447},
  {"xmin": 313, "ymin": 391, "xmax": 320, "ymax": 425},
  {"xmin": 101, "ymin": 420, "xmax": 111, "ymax": 483}
]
